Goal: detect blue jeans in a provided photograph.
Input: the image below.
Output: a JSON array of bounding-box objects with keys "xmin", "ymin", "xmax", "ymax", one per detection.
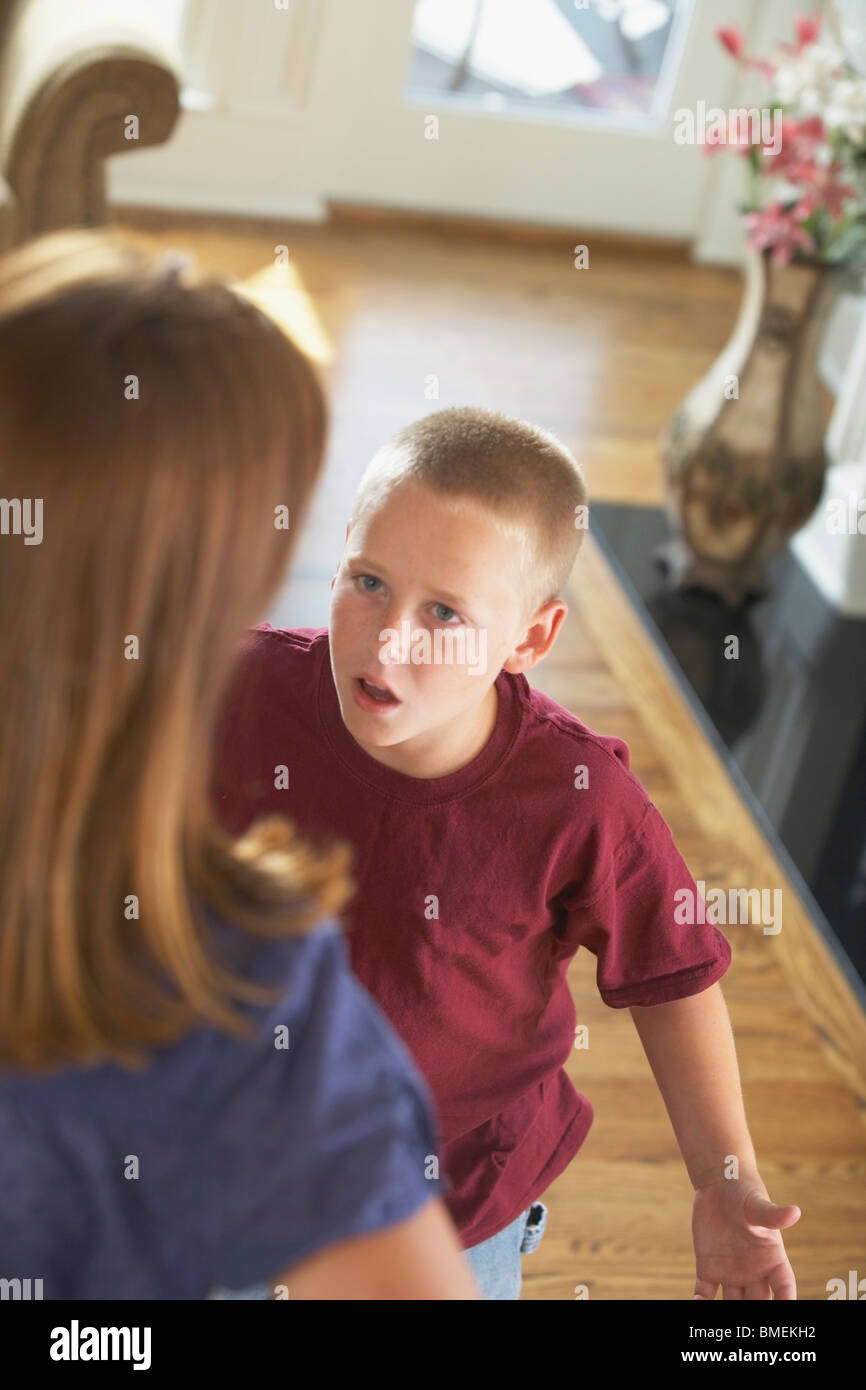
[
  {"xmin": 463, "ymin": 1201, "xmax": 548, "ymax": 1301},
  {"xmin": 208, "ymin": 1200, "xmax": 548, "ymax": 1301}
]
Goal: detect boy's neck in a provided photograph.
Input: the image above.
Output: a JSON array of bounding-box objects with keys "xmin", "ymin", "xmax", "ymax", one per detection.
[{"xmin": 353, "ymin": 682, "xmax": 500, "ymax": 780}]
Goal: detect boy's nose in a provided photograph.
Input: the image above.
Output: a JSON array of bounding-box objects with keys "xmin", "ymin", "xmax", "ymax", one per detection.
[{"xmin": 374, "ymin": 613, "xmax": 412, "ymax": 666}]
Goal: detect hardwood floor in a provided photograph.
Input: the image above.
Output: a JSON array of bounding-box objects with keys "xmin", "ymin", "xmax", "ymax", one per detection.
[{"xmin": 115, "ymin": 205, "xmax": 866, "ymax": 1300}]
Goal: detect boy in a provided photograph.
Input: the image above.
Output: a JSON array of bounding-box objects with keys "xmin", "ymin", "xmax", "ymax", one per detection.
[{"xmin": 212, "ymin": 406, "xmax": 801, "ymax": 1300}]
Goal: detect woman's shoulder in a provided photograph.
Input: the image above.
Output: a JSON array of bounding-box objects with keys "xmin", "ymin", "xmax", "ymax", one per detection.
[{"xmin": 0, "ymin": 912, "xmax": 443, "ymax": 1296}]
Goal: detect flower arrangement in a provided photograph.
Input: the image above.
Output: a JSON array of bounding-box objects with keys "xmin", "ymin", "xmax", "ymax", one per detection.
[{"xmin": 710, "ymin": 13, "xmax": 866, "ymax": 266}]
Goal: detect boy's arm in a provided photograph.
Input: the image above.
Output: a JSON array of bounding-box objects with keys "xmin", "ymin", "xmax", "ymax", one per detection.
[
  {"xmin": 629, "ymin": 981, "xmax": 755, "ymax": 1188},
  {"xmin": 629, "ymin": 982, "xmax": 801, "ymax": 1300}
]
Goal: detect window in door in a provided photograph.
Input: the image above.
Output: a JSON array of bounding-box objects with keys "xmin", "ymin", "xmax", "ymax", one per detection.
[{"xmin": 404, "ymin": 0, "xmax": 694, "ymax": 125}]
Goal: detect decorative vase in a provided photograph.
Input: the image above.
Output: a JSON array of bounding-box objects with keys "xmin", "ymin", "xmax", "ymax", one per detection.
[{"xmin": 656, "ymin": 245, "xmax": 843, "ymax": 608}]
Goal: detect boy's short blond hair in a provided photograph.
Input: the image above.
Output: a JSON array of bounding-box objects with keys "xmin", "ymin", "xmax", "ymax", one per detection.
[{"xmin": 350, "ymin": 406, "xmax": 588, "ymax": 620}]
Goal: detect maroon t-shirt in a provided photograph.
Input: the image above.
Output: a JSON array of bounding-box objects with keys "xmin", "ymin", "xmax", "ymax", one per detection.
[{"xmin": 211, "ymin": 625, "xmax": 732, "ymax": 1248}]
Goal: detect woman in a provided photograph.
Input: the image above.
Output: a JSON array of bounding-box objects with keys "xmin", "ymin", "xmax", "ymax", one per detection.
[{"xmin": 0, "ymin": 228, "xmax": 478, "ymax": 1300}]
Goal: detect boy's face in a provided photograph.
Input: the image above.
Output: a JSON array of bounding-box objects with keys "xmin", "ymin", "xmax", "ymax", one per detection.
[{"xmin": 329, "ymin": 476, "xmax": 566, "ymax": 777}]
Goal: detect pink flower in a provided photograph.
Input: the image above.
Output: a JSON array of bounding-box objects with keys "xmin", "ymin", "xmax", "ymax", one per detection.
[
  {"xmin": 793, "ymin": 162, "xmax": 857, "ymax": 220},
  {"xmin": 715, "ymin": 25, "xmax": 776, "ymax": 76},
  {"xmin": 789, "ymin": 114, "xmax": 824, "ymax": 143},
  {"xmin": 716, "ymin": 27, "xmax": 745, "ymax": 59},
  {"xmin": 761, "ymin": 115, "xmax": 825, "ymax": 176},
  {"xmin": 742, "ymin": 204, "xmax": 817, "ymax": 265},
  {"xmin": 747, "ymin": 57, "xmax": 778, "ymax": 79},
  {"xmin": 717, "ymin": 24, "xmax": 783, "ymax": 78},
  {"xmin": 758, "ymin": 116, "xmax": 856, "ymax": 220},
  {"xmin": 778, "ymin": 12, "xmax": 824, "ymax": 59},
  {"xmin": 795, "ymin": 14, "xmax": 821, "ymax": 50}
]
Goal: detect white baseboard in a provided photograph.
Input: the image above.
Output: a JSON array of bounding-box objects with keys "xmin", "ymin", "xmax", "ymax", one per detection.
[{"xmin": 107, "ymin": 183, "xmax": 328, "ymax": 224}]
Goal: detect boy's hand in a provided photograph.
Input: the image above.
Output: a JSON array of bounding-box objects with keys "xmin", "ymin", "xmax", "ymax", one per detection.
[{"xmin": 691, "ymin": 1174, "xmax": 801, "ymax": 1300}]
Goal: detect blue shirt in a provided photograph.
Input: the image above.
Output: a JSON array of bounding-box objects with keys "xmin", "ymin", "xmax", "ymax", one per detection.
[{"xmin": 0, "ymin": 919, "xmax": 445, "ymax": 1299}]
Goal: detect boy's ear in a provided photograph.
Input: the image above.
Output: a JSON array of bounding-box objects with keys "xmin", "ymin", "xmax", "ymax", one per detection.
[{"xmin": 502, "ymin": 600, "xmax": 568, "ymax": 676}]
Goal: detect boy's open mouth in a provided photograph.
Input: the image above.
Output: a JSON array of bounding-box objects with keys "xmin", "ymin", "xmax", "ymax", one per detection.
[{"xmin": 353, "ymin": 674, "xmax": 401, "ymax": 710}]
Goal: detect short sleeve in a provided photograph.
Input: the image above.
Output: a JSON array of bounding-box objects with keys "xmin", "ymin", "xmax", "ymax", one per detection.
[
  {"xmin": 206, "ymin": 923, "xmax": 446, "ymax": 1290},
  {"xmin": 562, "ymin": 802, "xmax": 732, "ymax": 1008}
]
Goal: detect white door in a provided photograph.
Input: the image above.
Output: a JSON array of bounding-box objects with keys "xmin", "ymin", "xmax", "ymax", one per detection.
[{"xmin": 323, "ymin": 0, "xmax": 749, "ymax": 241}]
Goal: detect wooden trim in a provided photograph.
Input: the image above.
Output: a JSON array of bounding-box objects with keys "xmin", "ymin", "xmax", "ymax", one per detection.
[
  {"xmin": 326, "ymin": 200, "xmax": 694, "ymax": 260},
  {"xmin": 112, "ymin": 203, "xmax": 327, "ymax": 238},
  {"xmin": 114, "ymin": 200, "xmax": 695, "ymax": 262}
]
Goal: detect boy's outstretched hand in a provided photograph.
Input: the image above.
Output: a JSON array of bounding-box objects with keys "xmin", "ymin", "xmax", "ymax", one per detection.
[
  {"xmin": 691, "ymin": 1174, "xmax": 801, "ymax": 1300},
  {"xmin": 629, "ymin": 984, "xmax": 801, "ymax": 1300}
]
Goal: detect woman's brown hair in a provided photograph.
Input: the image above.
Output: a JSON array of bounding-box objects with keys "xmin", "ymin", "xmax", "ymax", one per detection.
[{"xmin": 0, "ymin": 228, "xmax": 353, "ymax": 1072}]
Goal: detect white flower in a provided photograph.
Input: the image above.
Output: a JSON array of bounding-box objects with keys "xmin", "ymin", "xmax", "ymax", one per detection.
[
  {"xmin": 771, "ymin": 42, "xmax": 846, "ymax": 109},
  {"xmin": 823, "ymin": 79, "xmax": 866, "ymax": 144}
]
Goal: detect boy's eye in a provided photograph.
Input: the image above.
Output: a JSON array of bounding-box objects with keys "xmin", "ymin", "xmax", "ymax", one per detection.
[
  {"xmin": 357, "ymin": 574, "xmax": 381, "ymax": 593},
  {"xmin": 432, "ymin": 603, "xmax": 460, "ymax": 623}
]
